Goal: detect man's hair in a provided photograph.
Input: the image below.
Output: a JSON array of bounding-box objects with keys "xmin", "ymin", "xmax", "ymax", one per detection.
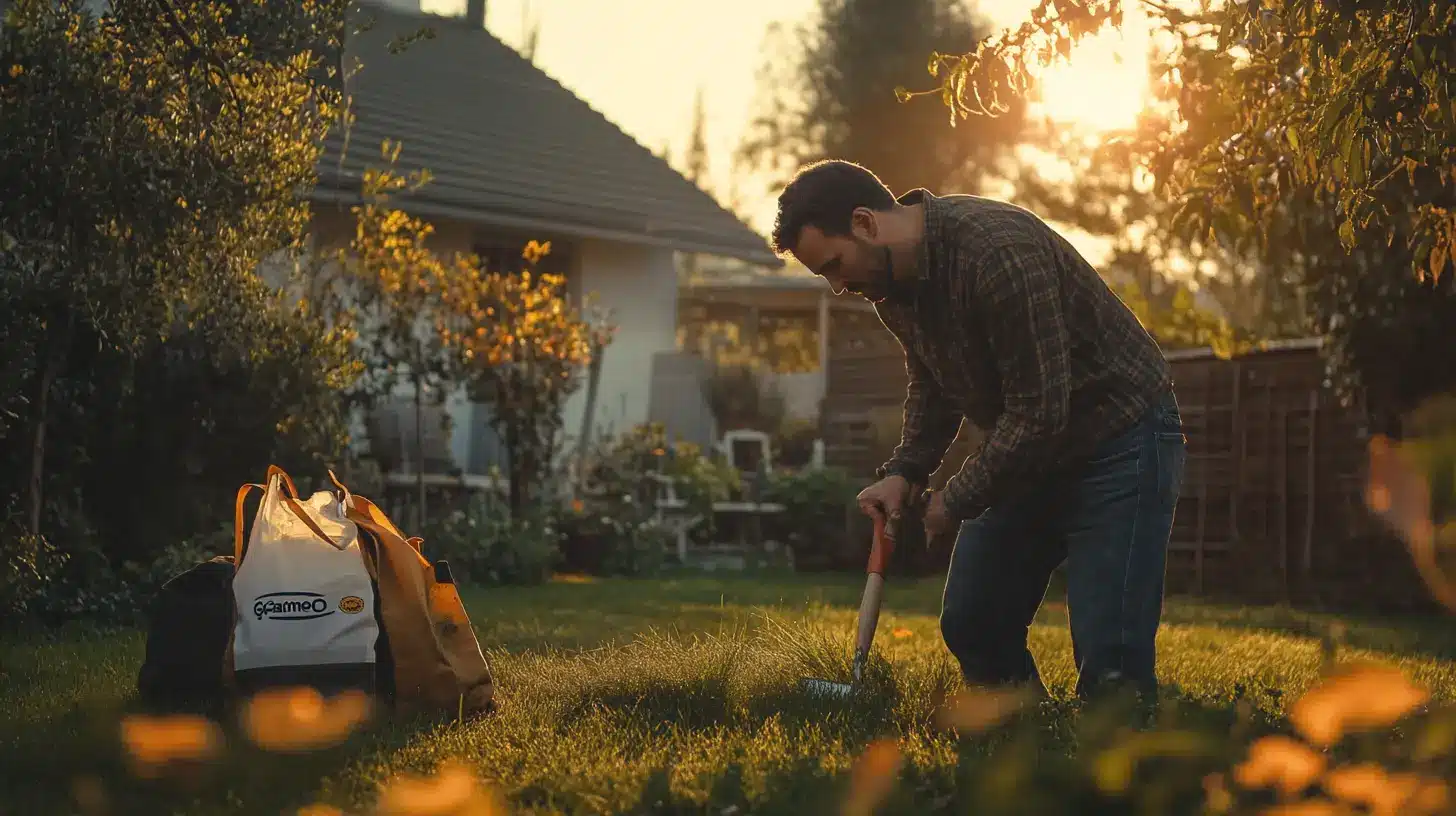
[{"xmin": 770, "ymin": 159, "xmax": 897, "ymax": 256}]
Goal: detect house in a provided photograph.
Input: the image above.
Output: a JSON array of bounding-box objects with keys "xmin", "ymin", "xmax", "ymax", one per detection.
[
  {"xmin": 678, "ymin": 255, "xmax": 873, "ymax": 424},
  {"xmin": 305, "ymin": 0, "xmax": 779, "ymax": 476}
]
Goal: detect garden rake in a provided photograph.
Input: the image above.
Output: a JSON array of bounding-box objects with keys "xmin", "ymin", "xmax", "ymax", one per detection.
[{"xmin": 801, "ymin": 511, "xmax": 900, "ymax": 699}]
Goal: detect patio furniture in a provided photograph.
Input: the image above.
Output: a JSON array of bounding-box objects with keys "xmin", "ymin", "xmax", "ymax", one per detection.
[{"xmin": 647, "ymin": 472, "xmax": 705, "ymax": 564}]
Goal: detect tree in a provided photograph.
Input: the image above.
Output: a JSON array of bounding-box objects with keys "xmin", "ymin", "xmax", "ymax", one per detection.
[
  {"xmin": 447, "ymin": 242, "xmax": 615, "ymax": 515},
  {"xmin": 519, "ymin": 0, "xmax": 541, "ymax": 63},
  {"xmin": 323, "ymin": 141, "xmax": 480, "ymax": 527},
  {"xmin": 919, "ymin": 0, "xmax": 1455, "ymax": 280},
  {"xmin": 917, "ymin": 0, "xmax": 1456, "ymax": 417},
  {"xmin": 681, "ymin": 86, "xmax": 711, "ymax": 280},
  {"xmin": 684, "ymin": 86, "xmax": 711, "ymax": 191},
  {"xmin": 737, "ymin": 0, "xmax": 1026, "ymax": 198},
  {"xmin": 0, "ymin": 0, "xmax": 351, "ymax": 540},
  {"xmin": 1009, "ymin": 122, "xmax": 1301, "ymax": 351}
]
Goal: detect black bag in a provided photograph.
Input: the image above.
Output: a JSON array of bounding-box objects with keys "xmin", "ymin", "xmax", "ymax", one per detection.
[{"xmin": 136, "ymin": 556, "xmax": 236, "ymax": 713}]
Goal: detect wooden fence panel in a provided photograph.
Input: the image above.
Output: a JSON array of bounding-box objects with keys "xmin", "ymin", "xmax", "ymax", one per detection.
[{"xmin": 820, "ymin": 332, "xmax": 1433, "ymax": 611}]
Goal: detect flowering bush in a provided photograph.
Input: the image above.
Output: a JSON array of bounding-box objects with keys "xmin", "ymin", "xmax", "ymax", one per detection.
[
  {"xmin": 420, "ymin": 490, "xmax": 560, "ymax": 587},
  {"xmin": 760, "ymin": 466, "xmax": 859, "ymax": 572},
  {"xmin": 556, "ymin": 424, "xmax": 736, "ymax": 575},
  {"xmin": 556, "ymin": 503, "xmax": 670, "ymax": 577}
]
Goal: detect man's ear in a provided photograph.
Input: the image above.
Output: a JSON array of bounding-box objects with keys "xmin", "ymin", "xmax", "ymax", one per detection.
[{"xmin": 850, "ymin": 207, "xmax": 879, "ymax": 241}]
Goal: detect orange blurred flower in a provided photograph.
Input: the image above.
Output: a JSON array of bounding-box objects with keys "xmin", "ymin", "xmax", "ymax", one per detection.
[
  {"xmin": 375, "ymin": 759, "xmax": 507, "ymax": 816},
  {"xmin": 1258, "ymin": 800, "xmax": 1354, "ymax": 816},
  {"xmin": 843, "ymin": 739, "xmax": 902, "ymax": 816},
  {"xmin": 934, "ymin": 685, "xmax": 1030, "ymax": 733},
  {"xmin": 241, "ymin": 687, "xmax": 373, "ymax": 753},
  {"xmin": 1323, "ymin": 764, "xmax": 1449, "ymax": 816},
  {"xmin": 1232, "ymin": 735, "xmax": 1325, "ymax": 796},
  {"xmin": 295, "ymin": 805, "xmax": 348, "ymax": 816},
  {"xmin": 1289, "ymin": 661, "xmax": 1429, "ymax": 747},
  {"xmin": 119, "ymin": 714, "xmax": 223, "ymax": 778}
]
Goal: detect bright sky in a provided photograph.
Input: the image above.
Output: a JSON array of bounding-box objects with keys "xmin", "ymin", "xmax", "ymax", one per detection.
[{"xmin": 420, "ymin": 0, "xmax": 1155, "ymax": 261}]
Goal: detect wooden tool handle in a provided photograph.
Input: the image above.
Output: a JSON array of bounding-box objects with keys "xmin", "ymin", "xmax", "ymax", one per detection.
[
  {"xmin": 854, "ymin": 572, "xmax": 886, "ymax": 658},
  {"xmin": 866, "ymin": 513, "xmax": 895, "ymax": 576}
]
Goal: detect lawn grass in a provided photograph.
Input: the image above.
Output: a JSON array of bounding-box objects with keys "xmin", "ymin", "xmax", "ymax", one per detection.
[{"xmin": 3, "ymin": 571, "xmax": 1456, "ymax": 815}]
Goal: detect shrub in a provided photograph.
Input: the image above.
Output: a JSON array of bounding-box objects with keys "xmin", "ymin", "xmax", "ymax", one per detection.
[
  {"xmin": 420, "ymin": 491, "xmax": 560, "ymax": 587},
  {"xmin": 562, "ymin": 423, "xmax": 737, "ymax": 575},
  {"xmin": 760, "ymin": 467, "xmax": 859, "ymax": 572},
  {"xmin": 556, "ymin": 496, "xmax": 672, "ymax": 578},
  {"xmin": 0, "ymin": 532, "xmax": 68, "ymax": 624},
  {"xmin": 772, "ymin": 417, "xmax": 820, "ymax": 469}
]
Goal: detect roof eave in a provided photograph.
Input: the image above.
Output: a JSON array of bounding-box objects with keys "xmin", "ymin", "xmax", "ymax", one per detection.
[{"xmin": 309, "ymin": 185, "xmax": 783, "ymax": 268}]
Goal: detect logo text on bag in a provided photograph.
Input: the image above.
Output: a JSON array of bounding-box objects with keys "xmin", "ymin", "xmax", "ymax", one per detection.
[{"xmin": 252, "ymin": 592, "xmax": 335, "ymax": 621}]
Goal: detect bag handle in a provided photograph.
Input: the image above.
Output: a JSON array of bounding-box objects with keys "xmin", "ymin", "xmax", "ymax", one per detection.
[
  {"xmin": 267, "ymin": 465, "xmax": 302, "ymax": 499},
  {"xmin": 234, "ymin": 467, "xmax": 346, "ymax": 565},
  {"xmin": 329, "ymin": 469, "xmax": 409, "ymax": 541},
  {"xmin": 234, "ymin": 482, "xmax": 265, "ymax": 565}
]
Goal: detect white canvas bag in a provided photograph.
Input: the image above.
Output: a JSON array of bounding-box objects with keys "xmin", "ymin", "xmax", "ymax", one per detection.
[{"xmin": 230, "ymin": 467, "xmax": 381, "ymax": 691}]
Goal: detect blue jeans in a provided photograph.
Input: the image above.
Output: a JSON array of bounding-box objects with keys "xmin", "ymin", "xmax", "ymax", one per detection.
[{"xmin": 939, "ymin": 389, "xmax": 1186, "ymax": 699}]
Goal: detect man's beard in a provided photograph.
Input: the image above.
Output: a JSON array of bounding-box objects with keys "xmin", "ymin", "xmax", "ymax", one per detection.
[{"xmin": 860, "ymin": 245, "xmax": 899, "ymax": 303}]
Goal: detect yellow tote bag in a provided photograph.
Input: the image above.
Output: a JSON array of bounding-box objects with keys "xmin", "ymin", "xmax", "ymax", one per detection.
[{"xmin": 328, "ymin": 472, "xmax": 496, "ymax": 717}]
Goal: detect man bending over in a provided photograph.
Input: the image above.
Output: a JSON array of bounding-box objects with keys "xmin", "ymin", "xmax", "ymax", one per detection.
[{"xmin": 770, "ymin": 159, "xmax": 1186, "ymax": 700}]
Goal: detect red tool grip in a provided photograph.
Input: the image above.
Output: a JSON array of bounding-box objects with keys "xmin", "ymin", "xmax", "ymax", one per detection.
[{"xmin": 867, "ymin": 514, "xmax": 895, "ymax": 575}]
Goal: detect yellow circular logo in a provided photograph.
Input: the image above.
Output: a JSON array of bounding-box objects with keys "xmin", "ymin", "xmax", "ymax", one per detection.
[{"xmin": 338, "ymin": 595, "xmax": 365, "ymax": 614}]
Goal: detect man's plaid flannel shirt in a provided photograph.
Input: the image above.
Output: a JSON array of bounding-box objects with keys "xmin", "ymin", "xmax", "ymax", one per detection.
[{"xmin": 874, "ymin": 188, "xmax": 1172, "ymax": 521}]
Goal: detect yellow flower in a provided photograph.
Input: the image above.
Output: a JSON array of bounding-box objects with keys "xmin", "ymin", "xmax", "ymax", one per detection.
[
  {"xmin": 1289, "ymin": 661, "xmax": 1429, "ymax": 747},
  {"xmin": 375, "ymin": 759, "xmax": 506, "ymax": 816},
  {"xmin": 1232, "ymin": 735, "xmax": 1326, "ymax": 796},
  {"xmin": 241, "ymin": 687, "xmax": 373, "ymax": 753},
  {"xmin": 119, "ymin": 714, "xmax": 223, "ymax": 778}
]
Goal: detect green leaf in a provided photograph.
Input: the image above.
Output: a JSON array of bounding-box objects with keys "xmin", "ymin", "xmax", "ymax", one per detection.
[
  {"xmin": 1348, "ymin": 138, "xmax": 1366, "ymax": 187},
  {"xmin": 1338, "ymin": 218, "xmax": 1355, "ymax": 247}
]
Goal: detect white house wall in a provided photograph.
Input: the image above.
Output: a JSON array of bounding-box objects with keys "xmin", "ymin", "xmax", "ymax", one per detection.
[
  {"xmin": 265, "ymin": 205, "xmax": 679, "ymax": 474},
  {"xmin": 559, "ymin": 239, "xmax": 678, "ymax": 449}
]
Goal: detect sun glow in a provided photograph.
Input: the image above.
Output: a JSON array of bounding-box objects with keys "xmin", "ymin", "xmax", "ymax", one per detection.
[{"xmin": 1032, "ymin": 11, "xmax": 1154, "ymax": 133}]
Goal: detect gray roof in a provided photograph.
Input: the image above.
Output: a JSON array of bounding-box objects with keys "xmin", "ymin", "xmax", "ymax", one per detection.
[{"xmin": 314, "ymin": 3, "xmax": 779, "ymax": 266}]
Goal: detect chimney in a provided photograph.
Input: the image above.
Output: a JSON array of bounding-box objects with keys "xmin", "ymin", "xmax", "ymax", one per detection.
[{"xmin": 465, "ymin": 0, "xmax": 485, "ymax": 29}]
